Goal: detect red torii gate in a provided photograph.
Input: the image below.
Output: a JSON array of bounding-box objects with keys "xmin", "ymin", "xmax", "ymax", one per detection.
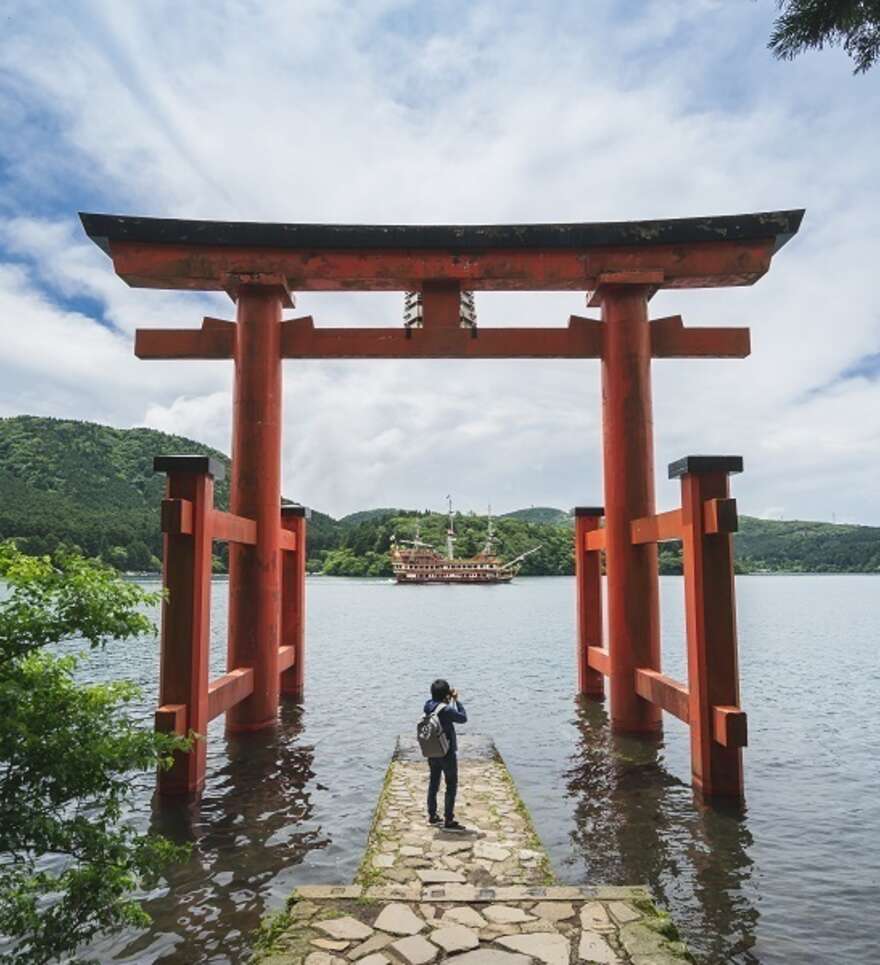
[{"xmin": 81, "ymin": 209, "xmax": 803, "ymax": 802}]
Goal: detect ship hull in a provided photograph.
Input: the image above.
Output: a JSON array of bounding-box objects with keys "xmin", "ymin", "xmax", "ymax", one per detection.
[{"xmin": 394, "ymin": 571, "xmax": 513, "ymax": 584}]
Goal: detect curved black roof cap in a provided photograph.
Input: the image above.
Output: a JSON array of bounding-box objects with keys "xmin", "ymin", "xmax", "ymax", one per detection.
[{"xmin": 80, "ymin": 210, "xmax": 804, "ymax": 256}]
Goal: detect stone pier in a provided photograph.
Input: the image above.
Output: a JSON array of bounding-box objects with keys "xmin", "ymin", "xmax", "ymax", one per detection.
[{"xmin": 251, "ymin": 737, "xmax": 690, "ymax": 965}]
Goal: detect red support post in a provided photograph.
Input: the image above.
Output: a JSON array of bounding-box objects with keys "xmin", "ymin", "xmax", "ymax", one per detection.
[
  {"xmin": 280, "ymin": 505, "xmax": 308, "ymax": 697},
  {"xmin": 226, "ymin": 285, "xmax": 286, "ymax": 733},
  {"xmin": 599, "ymin": 285, "xmax": 662, "ymax": 734},
  {"xmin": 672, "ymin": 455, "xmax": 745, "ymax": 800},
  {"xmin": 574, "ymin": 507, "xmax": 605, "ymax": 698},
  {"xmin": 153, "ymin": 454, "xmax": 224, "ymax": 795}
]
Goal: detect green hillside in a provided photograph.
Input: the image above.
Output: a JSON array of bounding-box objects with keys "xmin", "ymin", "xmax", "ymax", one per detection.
[
  {"xmin": 501, "ymin": 507, "xmax": 571, "ymax": 525},
  {"xmin": 337, "ymin": 508, "xmax": 407, "ymax": 526},
  {"xmin": 735, "ymin": 515, "xmax": 880, "ymax": 573},
  {"xmin": 1, "ymin": 415, "xmax": 878, "ymax": 576},
  {"xmin": 0, "ymin": 416, "xmax": 336, "ymax": 571}
]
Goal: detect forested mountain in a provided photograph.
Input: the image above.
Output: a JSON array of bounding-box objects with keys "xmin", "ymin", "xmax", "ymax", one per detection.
[
  {"xmin": 0, "ymin": 416, "xmax": 337, "ymax": 570},
  {"xmin": 2, "ymin": 415, "xmax": 879, "ymax": 575},
  {"xmin": 501, "ymin": 507, "xmax": 571, "ymax": 525},
  {"xmin": 337, "ymin": 508, "xmax": 409, "ymax": 526},
  {"xmin": 735, "ymin": 515, "xmax": 880, "ymax": 572}
]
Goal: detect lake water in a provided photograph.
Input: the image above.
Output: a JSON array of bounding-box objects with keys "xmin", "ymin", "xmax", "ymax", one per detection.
[{"xmin": 54, "ymin": 575, "xmax": 879, "ymax": 964}]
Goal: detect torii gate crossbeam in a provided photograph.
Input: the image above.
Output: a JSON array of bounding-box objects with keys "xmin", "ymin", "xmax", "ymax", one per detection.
[{"xmin": 81, "ymin": 209, "xmax": 803, "ymax": 803}]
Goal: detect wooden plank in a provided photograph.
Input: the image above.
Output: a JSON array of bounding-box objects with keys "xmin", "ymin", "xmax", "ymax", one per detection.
[
  {"xmin": 210, "ymin": 510, "xmax": 257, "ymax": 545},
  {"xmin": 155, "ymin": 703, "xmax": 186, "ymax": 735},
  {"xmin": 713, "ymin": 705, "xmax": 748, "ymax": 748},
  {"xmin": 586, "ymin": 646, "xmax": 611, "ymax": 677},
  {"xmin": 630, "ymin": 509, "xmax": 682, "ymax": 544},
  {"xmin": 207, "ymin": 667, "xmax": 254, "ymax": 722},
  {"xmin": 279, "ymin": 315, "xmax": 604, "ymax": 359},
  {"xmin": 650, "ymin": 315, "xmax": 750, "ymax": 358},
  {"xmin": 279, "ymin": 529, "xmax": 297, "ymax": 552},
  {"xmin": 136, "ymin": 316, "xmax": 236, "ymax": 359},
  {"xmin": 110, "ymin": 236, "xmax": 778, "ymax": 292},
  {"xmin": 704, "ymin": 497, "xmax": 738, "ymax": 535},
  {"xmin": 583, "ymin": 528, "xmax": 606, "ymax": 552},
  {"xmin": 161, "ymin": 498, "xmax": 193, "ymax": 535},
  {"xmin": 278, "ymin": 645, "xmax": 297, "ymax": 672},
  {"xmin": 634, "ymin": 668, "xmax": 690, "ymax": 723},
  {"xmin": 586, "ymin": 270, "xmax": 664, "ymax": 305}
]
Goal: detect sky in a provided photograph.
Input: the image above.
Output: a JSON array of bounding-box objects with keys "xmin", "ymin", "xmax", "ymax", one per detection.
[{"xmin": 1, "ymin": 0, "xmax": 878, "ymax": 522}]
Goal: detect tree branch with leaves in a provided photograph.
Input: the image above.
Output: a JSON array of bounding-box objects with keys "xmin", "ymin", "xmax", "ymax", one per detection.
[
  {"xmin": 769, "ymin": 1, "xmax": 880, "ymax": 72},
  {"xmin": 0, "ymin": 543, "xmax": 190, "ymax": 964}
]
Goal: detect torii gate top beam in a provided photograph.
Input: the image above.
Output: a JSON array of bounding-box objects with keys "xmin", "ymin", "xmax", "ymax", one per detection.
[{"xmin": 80, "ymin": 210, "xmax": 803, "ymax": 293}]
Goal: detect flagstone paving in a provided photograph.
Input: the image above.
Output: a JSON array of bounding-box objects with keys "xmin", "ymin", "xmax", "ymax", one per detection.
[{"xmin": 251, "ymin": 737, "xmax": 690, "ymax": 964}]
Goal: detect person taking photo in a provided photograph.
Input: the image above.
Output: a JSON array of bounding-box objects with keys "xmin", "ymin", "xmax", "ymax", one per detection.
[{"xmin": 424, "ymin": 678, "xmax": 468, "ymax": 832}]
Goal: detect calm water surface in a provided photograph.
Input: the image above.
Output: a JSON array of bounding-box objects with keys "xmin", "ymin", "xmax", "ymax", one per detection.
[{"xmin": 58, "ymin": 576, "xmax": 879, "ymax": 964}]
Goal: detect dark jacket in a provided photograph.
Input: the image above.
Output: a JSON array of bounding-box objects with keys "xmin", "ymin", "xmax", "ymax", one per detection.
[{"xmin": 424, "ymin": 698, "xmax": 467, "ymax": 754}]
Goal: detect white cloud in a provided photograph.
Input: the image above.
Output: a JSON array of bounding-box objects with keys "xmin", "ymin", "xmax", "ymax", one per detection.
[{"xmin": 0, "ymin": 0, "xmax": 878, "ymax": 521}]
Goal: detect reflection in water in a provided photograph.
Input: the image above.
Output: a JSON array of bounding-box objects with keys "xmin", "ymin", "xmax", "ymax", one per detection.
[
  {"xmin": 106, "ymin": 700, "xmax": 326, "ymax": 964},
  {"xmin": 565, "ymin": 699, "xmax": 759, "ymax": 964}
]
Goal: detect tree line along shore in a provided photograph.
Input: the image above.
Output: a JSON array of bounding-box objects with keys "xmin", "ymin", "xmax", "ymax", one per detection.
[{"xmin": 2, "ymin": 415, "xmax": 880, "ymax": 576}]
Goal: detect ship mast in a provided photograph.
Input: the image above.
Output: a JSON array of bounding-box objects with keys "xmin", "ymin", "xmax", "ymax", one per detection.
[
  {"xmin": 446, "ymin": 496, "xmax": 456, "ymax": 560},
  {"xmin": 481, "ymin": 504, "xmax": 498, "ymax": 557},
  {"xmin": 400, "ymin": 519, "xmax": 432, "ymax": 549}
]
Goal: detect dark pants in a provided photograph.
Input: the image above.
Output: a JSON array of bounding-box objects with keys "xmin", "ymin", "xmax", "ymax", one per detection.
[{"xmin": 427, "ymin": 750, "xmax": 458, "ymax": 822}]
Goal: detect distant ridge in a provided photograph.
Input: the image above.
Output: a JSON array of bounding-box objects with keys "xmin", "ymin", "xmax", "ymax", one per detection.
[
  {"xmin": 501, "ymin": 507, "xmax": 571, "ymax": 525},
  {"xmin": 338, "ymin": 508, "xmax": 408, "ymax": 526},
  {"xmin": 1, "ymin": 416, "xmax": 878, "ymax": 574}
]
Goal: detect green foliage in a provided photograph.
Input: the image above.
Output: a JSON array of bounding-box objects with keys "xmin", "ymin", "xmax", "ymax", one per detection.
[
  {"xmin": 321, "ymin": 548, "xmax": 392, "ymax": 577},
  {"xmin": 769, "ymin": 1, "xmax": 880, "ymax": 73},
  {"xmin": 0, "ymin": 542, "xmax": 190, "ymax": 964},
  {"xmin": 500, "ymin": 506, "xmax": 571, "ymax": 525},
  {"xmin": 658, "ymin": 543, "xmax": 684, "ymax": 575},
  {"xmin": 250, "ymin": 909, "xmax": 293, "ymax": 957},
  {"xmin": 337, "ymin": 508, "xmax": 408, "ymax": 526}
]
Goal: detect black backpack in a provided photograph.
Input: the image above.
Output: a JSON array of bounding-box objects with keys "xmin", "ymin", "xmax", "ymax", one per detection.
[{"xmin": 417, "ymin": 703, "xmax": 450, "ymax": 758}]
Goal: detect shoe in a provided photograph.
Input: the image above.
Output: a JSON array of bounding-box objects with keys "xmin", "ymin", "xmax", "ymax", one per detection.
[
  {"xmin": 444, "ymin": 820, "xmax": 468, "ymax": 832},
  {"xmin": 428, "ymin": 814, "xmax": 442, "ymax": 825}
]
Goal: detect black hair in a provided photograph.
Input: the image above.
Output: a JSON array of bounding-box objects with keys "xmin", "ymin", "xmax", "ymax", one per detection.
[{"xmin": 431, "ymin": 678, "xmax": 451, "ymax": 702}]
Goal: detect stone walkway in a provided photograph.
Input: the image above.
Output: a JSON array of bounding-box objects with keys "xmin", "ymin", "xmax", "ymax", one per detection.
[
  {"xmin": 360, "ymin": 750, "xmax": 553, "ymax": 890},
  {"xmin": 252, "ymin": 738, "xmax": 690, "ymax": 965}
]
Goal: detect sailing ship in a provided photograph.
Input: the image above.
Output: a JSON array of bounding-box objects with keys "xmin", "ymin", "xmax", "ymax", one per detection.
[{"xmin": 389, "ymin": 500, "xmax": 540, "ymax": 585}]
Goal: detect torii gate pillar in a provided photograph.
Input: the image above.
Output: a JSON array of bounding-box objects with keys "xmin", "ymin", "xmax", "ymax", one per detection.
[
  {"xmin": 599, "ymin": 283, "xmax": 662, "ymax": 734},
  {"xmin": 226, "ymin": 284, "xmax": 288, "ymax": 732}
]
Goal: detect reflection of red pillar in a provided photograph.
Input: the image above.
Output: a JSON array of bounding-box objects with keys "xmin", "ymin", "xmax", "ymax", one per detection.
[
  {"xmin": 154, "ymin": 455, "xmax": 220, "ymax": 794},
  {"xmin": 574, "ymin": 507, "xmax": 604, "ymax": 697},
  {"xmin": 600, "ymin": 286, "xmax": 662, "ymax": 734},
  {"xmin": 227, "ymin": 286, "xmax": 284, "ymax": 733},
  {"xmin": 281, "ymin": 506, "xmax": 307, "ymax": 697},
  {"xmin": 675, "ymin": 456, "xmax": 745, "ymax": 800}
]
